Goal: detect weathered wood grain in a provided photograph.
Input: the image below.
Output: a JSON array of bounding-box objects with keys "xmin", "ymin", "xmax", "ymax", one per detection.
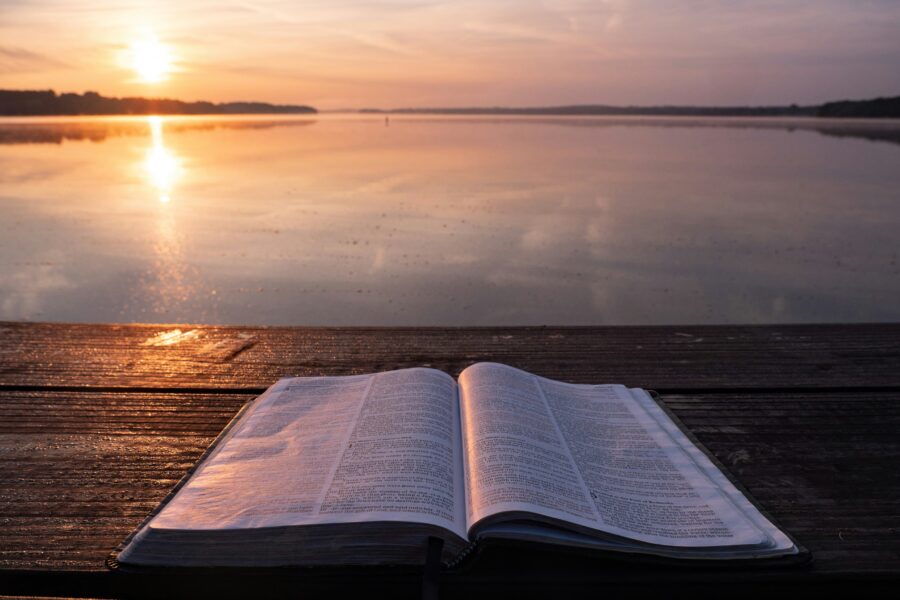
[
  {"xmin": 2, "ymin": 322, "xmax": 900, "ymax": 390},
  {"xmin": 0, "ymin": 323, "xmax": 898, "ymax": 597}
]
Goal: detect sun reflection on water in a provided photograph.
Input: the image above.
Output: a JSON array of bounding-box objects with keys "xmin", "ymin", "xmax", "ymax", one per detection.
[
  {"xmin": 144, "ymin": 116, "xmax": 181, "ymax": 203},
  {"xmin": 133, "ymin": 115, "xmax": 205, "ymax": 321}
]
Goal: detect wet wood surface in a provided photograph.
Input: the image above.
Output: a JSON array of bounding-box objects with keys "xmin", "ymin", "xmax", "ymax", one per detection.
[{"xmin": 0, "ymin": 322, "xmax": 898, "ymax": 597}]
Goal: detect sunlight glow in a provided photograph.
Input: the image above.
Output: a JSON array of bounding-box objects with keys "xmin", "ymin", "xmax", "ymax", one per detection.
[{"xmin": 128, "ymin": 36, "xmax": 173, "ymax": 83}]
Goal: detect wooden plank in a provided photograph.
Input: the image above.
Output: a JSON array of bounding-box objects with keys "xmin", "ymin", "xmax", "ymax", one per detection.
[
  {"xmin": 1, "ymin": 323, "xmax": 898, "ymax": 595},
  {"xmin": 0, "ymin": 390, "xmax": 252, "ymax": 573},
  {"xmin": 1, "ymin": 322, "xmax": 900, "ymax": 390},
  {"xmin": 1, "ymin": 388, "xmax": 898, "ymax": 582}
]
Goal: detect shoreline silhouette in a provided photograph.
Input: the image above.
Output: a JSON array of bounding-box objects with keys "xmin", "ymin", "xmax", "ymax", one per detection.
[
  {"xmin": 361, "ymin": 95, "xmax": 900, "ymax": 119},
  {"xmin": 0, "ymin": 90, "xmax": 317, "ymax": 116},
  {"xmin": 3, "ymin": 90, "xmax": 899, "ymax": 118}
]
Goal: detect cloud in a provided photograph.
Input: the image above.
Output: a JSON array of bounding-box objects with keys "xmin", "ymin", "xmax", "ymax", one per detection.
[{"xmin": 0, "ymin": 45, "xmax": 68, "ymax": 73}]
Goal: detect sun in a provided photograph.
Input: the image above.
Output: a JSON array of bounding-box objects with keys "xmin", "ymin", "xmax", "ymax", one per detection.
[{"xmin": 128, "ymin": 36, "xmax": 173, "ymax": 83}]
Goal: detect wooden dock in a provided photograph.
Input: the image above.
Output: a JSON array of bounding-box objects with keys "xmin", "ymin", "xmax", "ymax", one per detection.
[{"xmin": 1, "ymin": 322, "xmax": 898, "ymax": 597}]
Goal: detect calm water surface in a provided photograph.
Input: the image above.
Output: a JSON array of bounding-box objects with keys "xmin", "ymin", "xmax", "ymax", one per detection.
[{"xmin": 1, "ymin": 115, "xmax": 899, "ymax": 325}]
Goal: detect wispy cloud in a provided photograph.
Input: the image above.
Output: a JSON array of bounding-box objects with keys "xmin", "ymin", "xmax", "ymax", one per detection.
[{"xmin": 0, "ymin": 45, "xmax": 68, "ymax": 73}]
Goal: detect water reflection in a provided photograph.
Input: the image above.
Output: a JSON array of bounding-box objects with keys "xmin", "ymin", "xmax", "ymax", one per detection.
[
  {"xmin": 144, "ymin": 117, "xmax": 180, "ymax": 203},
  {"xmin": 0, "ymin": 117, "xmax": 317, "ymax": 145},
  {"xmin": 0, "ymin": 115, "xmax": 898, "ymax": 325},
  {"xmin": 136, "ymin": 117, "xmax": 205, "ymax": 319},
  {"xmin": 145, "ymin": 202, "xmax": 187, "ymax": 314},
  {"xmin": 0, "ymin": 115, "xmax": 898, "ymax": 146}
]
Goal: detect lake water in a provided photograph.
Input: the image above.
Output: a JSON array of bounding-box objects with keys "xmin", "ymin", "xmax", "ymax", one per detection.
[{"xmin": 1, "ymin": 114, "xmax": 899, "ymax": 325}]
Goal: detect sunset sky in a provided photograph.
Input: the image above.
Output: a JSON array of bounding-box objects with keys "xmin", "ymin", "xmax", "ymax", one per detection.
[{"xmin": 2, "ymin": 0, "xmax": 900, "ymax": 109}]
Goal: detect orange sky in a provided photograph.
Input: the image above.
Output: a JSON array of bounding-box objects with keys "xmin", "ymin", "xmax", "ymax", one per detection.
[{"xmin": 2, "ymin": 1, "xmax": 900, "ymax": 109}]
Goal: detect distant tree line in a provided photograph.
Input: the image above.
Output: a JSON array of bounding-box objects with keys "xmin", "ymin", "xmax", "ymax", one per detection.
[
  {"xmin": 363, "ymin": 104, "xmax": 819, "ymax": 117},
  {"xmin": 817, "ymin": 96, "xmax": 900, "ymax": 118},
  {"xmin": 361, "ymin": 96, "xmax": 900, "ymax": 118},
  {"xmin": 0, "ymin": 90, "xmax": 316, "ymax": 115},
  {"xmin": 3, "ymin": 89, "xmax": 898, "ymax": 118}
]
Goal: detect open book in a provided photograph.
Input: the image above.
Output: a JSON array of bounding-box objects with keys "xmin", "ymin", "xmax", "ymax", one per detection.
[{"xmin": 116, "ymin": 363, "xmax": 801, "ymax": 568}]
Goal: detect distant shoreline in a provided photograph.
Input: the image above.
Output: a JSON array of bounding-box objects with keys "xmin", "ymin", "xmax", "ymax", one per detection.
[
  {"xmin": 361, "ymin": 105, "xmax": 817, "ymax": 117},
  {"xmin": 2, "ymin": 89, "xmax": 898, "ymax": 118},
  {"xmin": 360, "ymin": 96, "xmax": 900, "ymax": 119},
  {"xmin": 0, "ymin": 90, "xmax": 316, "ymax": 116}
]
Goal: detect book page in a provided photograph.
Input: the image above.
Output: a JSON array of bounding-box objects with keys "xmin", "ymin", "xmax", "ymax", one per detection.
[
  {"xmin": 459, "ymin": 363, "xmax": 765, "ymax": 547},
  {"xmin": 149, "ymin": 368, "xmax": 467, "ymax": 539},
  {"xmin": 628, "ymin": 388, "xmax": 795, "ymax": 554}
]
